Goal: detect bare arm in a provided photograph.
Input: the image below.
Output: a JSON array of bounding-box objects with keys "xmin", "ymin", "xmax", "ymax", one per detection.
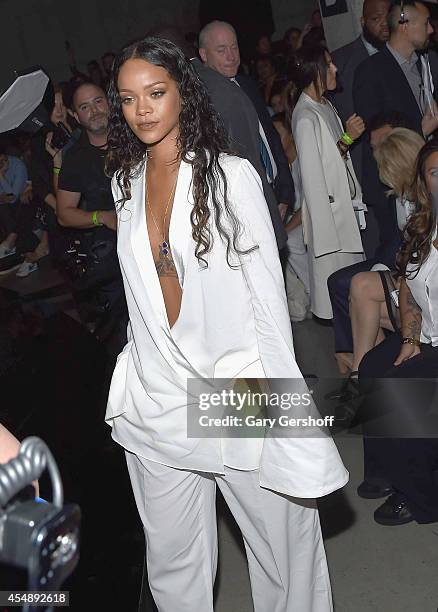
[
  {"xmin": 400, "ymin": 278, "xmax": 422, "ymax": 340},
  {"xmin": 0, "ymin": 422, "xmax": 20, "ymax": 464},
  {"xmin": 394, "ymin": 278, "xmax": 422, "ymax": 365},
  {"xmin": 56, "ymin": 189, "xmax": 116, "ymax": 230},
  {"xmin": 0, "ymin": 423, "xmax": 39, "ymax": 496},
  {"xmin": 45, "ymin": 133, "xmax": 62, "ymax": 195}
]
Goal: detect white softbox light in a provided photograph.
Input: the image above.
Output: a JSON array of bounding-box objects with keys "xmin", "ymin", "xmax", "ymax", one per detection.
[{"xmin": 0, "ymin": 67, "xmax": 52, "ymax": 134}]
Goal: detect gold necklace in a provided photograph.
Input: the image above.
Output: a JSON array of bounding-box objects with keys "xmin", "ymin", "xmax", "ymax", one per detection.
[{"xmin": 146, "ymin": 169, "xmax": 179, "ymax": 275}]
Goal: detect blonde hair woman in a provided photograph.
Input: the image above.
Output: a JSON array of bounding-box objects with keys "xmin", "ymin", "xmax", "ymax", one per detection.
[
  {"xmin": 348, "ymin": 128, "xmax": 424, "ymax": 377},
  {"xmin": 374, "ymin": 127, "xmax": 424, "ymax": 230}
]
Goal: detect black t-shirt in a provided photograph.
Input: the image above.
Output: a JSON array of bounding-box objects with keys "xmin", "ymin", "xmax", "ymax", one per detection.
[
  {"xmin": 57, "ymin": 132, "xmax": 118, "ymax": 263},
  {"xmin": 58, "ymin": 132, "xmax": 114, "ymax": 212}
]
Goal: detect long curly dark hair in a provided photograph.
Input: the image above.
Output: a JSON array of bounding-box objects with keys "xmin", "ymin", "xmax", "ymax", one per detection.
[
  {"xmin": 397, "ymin": 139, "xmax": 438, "ymax": 278},
  {"xmin": 106, "ymin": 36, "xmax": 256, "ymax": 267}
]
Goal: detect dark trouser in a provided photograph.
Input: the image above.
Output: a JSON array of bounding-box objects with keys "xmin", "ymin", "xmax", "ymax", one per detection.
[
  {"xmin": 0, "ymin": 202, "xmax": 18, "ymax": 237},
  {"xmin": 359, "ymin": 332, "xmax": 438, "ymax": 523},
  {"xmin": 327, "ymin": 258, "xmax": 379, "ymax": 353},
  {"xmin": 0, "ymin": 200, "xmax": 40, "ymax": 253}
]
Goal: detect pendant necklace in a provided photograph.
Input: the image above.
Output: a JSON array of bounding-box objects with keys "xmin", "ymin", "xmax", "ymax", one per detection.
[{"xmin": 146, "ymin": 168, "xmax": 179, "ymax": 276}]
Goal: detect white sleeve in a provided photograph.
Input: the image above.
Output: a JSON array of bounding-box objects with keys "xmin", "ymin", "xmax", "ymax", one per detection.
[
  {"xmin": 230, "ymin": 158, "xmax": 302, "ymax": 379},
  {"xmin": 293, "ymin": 115, "xmax": 341, "ymax": 257},
  {"xmin": 229, "ymin": 158, "xmax": 349, "ymax": 499},
  {"xmin": 111, "ymin": 173, "xmax": 121, "ymax": 210}
]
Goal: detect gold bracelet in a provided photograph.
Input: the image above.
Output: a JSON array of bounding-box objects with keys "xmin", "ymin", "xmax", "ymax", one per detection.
[{"xmin": 402, "ymin": 337, "xmax": 421, "ymax": 347}]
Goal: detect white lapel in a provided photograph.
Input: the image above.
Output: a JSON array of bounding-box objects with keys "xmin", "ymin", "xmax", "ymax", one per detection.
[{"xmin": 127, "ymin": 160, "xmax": 164, "ymax": 329}]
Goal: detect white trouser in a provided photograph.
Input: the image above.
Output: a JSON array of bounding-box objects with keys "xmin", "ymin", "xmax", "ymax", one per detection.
[
  {"xmin": 125, "ymin": 451, "xmax": 333, "ymax": 612},
  {"xmin": 287, "ymin": 224, "xmax": 310, "ymax": 294}
]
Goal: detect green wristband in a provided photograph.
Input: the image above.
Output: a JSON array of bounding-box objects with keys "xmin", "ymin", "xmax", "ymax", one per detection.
[
  {"xmin": 92, "ymin": 210, "xmax": 102, "ymax": 226},
  {"xmin": 53, "ymin": 167, "xmax": 61, "ymax": 175},
  {"xmin": 341, "ymin": 132, "xmax": 354, "ymax": 146}
]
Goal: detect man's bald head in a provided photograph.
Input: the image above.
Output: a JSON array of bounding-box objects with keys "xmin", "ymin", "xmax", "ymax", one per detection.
[
  {"xmin": 361, "ymin": 0, "xmax": 390, "ymax": 46},
  {"xmin": 198, "ymin": 20, "xmax": 240, "ymax": 78},
  {"xmin": 388, "ymin": 1, "xmax": 433, "ymax": 50}
]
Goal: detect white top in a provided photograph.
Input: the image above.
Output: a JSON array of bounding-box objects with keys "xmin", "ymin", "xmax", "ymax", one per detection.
[
  {"xmin": 105, "ymin": 154, "xmax": 348, "ymax": 498},
  {"xmin": 395, "ymin": 196, "xmax": 416, "ymax": 231},
  {"xmin": 406, "ymin": 227, "xmax": 438, "ymax": 346}
]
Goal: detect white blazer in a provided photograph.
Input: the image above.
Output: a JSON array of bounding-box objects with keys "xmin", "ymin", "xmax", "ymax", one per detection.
[
  {"xmin": 292, "ymin": 93, "xmax": 363, "ymax": 257},
  {"xmin": 105, "ymin": 154, "xmax": 348, "ymax": 498}
]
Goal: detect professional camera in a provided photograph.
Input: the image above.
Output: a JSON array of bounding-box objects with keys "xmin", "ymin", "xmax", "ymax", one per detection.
[
  {"xmin": 50, "ymin": 122, "xmax": 72, "ymax": 151},
  {"xmin": 0, "ymin": 437, "xmax": 80, "ymax": 612}
]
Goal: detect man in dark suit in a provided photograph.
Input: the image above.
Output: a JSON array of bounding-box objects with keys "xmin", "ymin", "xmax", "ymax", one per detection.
[
  {"xmin": 198, "ymin": 20, "xmax": 295, "ymax": 235},
  {"xmin": 330, "ymin": 0, "xmax": 390, "ymax": 184},
  {"xmin": 192, "ymin": 58, "xmax": 288, "ymax": 251},
  {"xmin": 330, "ymin": 0, "xmax": 391, "ymax": 259},
  {"xmin": 353, "ymin": 0, "xmax": 438, "ymax": 252}
]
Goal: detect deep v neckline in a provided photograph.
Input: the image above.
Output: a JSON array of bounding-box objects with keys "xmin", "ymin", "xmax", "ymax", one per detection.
[{"xmin": 143, "ymin": 159, "xmax": 183, "ymax": 332}]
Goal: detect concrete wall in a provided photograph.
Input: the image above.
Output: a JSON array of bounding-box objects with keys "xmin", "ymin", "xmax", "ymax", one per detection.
[
  {"xmin": 321, "ymin": 0, "xmax": 363, "ymax": 51},
  {"xmin": 0, "ymin": 0, "xmax": 201, "ymax": 82}
]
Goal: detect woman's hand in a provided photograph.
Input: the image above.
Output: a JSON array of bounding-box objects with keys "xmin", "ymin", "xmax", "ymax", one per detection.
[
  {"xmin": 345, "ymin": 114, "xmax": 365, "ymax": 141},
  {"xmin": 393, "ymin": 343, "xmax": 420, "ymax": 366},
  {"xmin": 45, "ymin": 132, "xmax": 62, "ymax": 167},
  {"xmin": 20, "ymin": 183, "xmax": 32, "ymax": 204}
]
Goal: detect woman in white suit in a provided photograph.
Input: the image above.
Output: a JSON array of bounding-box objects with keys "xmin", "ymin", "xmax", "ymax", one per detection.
[
  {"xmin": 104, "ymin": 37, "xmax": 348, "ymax": 612},
  {"xmin": 291, "ymin": 45, "xmax": 366, "ymax": 319}
]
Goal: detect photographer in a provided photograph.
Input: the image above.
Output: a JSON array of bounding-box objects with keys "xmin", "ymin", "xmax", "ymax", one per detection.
[
  {"xmin": 55, "ymin": 81, "xmax": 116, "ymax": 231},
  {"xmin": 55, "ymin": 81, "xmax": 125, "ymax": 342}
]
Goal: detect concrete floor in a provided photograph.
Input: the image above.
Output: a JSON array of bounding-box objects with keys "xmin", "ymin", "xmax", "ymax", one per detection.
[{"xmin": 2, "ymin": 262, "xmax": 438, "ymax": 612}]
